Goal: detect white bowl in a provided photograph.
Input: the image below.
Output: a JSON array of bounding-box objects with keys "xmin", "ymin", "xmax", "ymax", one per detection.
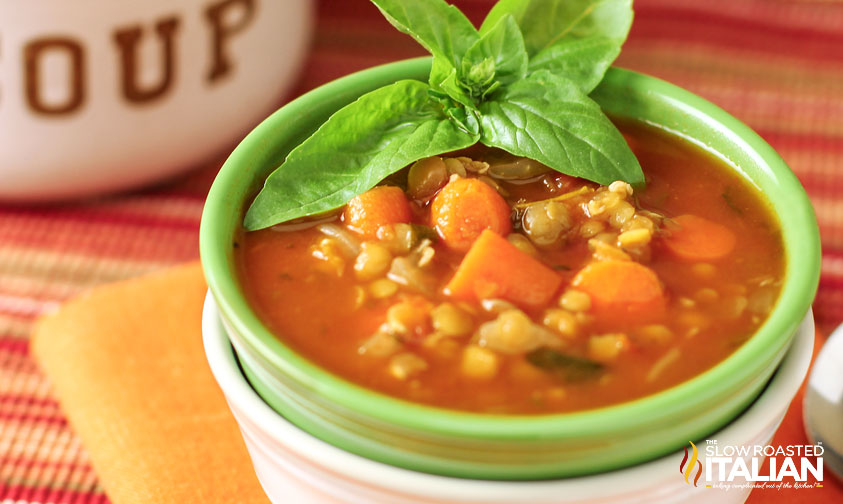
[
  {"xmin": 0, "ymin": 0, "xmax": 312, "ymax": 200},
  {"xmin": 203, "ymin": 293, "xmax": 813, "ymax": 504}
]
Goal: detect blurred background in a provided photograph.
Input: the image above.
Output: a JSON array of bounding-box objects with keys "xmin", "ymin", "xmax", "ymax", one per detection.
[{"xmin": 1, "ymin": 0, "xmax": 841, "ymax": 501}]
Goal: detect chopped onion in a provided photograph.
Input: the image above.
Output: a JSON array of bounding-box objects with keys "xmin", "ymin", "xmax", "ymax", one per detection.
[
  {"xmin": 387, "ymin": 257, "xmax": 435, "ymax": 295},
  {"xmin": 270, "ymin": 214, "xmax": 336, "ymax": 232},
  {"xmin": 646, "ymin": 347, "xmax": 681, "ymax": 382},
  {"xmin": 316, "ymin": 223, "xmax": 361, "ymax": 258}
]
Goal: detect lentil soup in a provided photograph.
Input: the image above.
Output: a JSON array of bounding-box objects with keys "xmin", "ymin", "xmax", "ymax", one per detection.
[{"xmin": 236, "ymin": 120, "xmax": 784, "ymax": 415}]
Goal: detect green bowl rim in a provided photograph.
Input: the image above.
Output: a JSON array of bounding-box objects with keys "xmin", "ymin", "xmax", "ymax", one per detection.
[{"xmin": 200, "ymin": 57, "xmax": 821, "ymax": 440}]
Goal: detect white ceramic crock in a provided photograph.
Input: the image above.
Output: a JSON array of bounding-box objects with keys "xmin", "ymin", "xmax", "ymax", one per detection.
[
  {"xmin": 203, "ymin": 293, "xmax": 815, "ymax": 504},
  {"xmin": 0, "ymin": 0, "xmax": 312, "ymax": 200}
]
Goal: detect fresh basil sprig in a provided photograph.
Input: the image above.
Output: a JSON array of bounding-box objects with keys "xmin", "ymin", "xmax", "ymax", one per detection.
[
  {"xmin": 244, "ymin": 81, "xmax": 478, "ymax": 229},
  {"xmin": 479, "ymin": 70, "xmax": 640, "ymax": 184},
  {"xmin": 245, "ymin": 0, "xmax": 642, "ymax": 231}
]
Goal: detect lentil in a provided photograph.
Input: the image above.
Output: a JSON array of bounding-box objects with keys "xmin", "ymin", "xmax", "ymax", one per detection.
[
  {"xmin": 389, "ymin": 353, "xmax": 428, "ymax": 380},
  {"xmin": 461, "ymin": 345, "xmax": 500, "ymax": 379},
  {"xmin": 354, "ymin": 242, "xmax": 392, "ymax": 281}
]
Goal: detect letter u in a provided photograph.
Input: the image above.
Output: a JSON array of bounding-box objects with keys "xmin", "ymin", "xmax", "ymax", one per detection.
[{"xmin": 114, "ymin": 17, "xmax": 180, "ymax": 103}]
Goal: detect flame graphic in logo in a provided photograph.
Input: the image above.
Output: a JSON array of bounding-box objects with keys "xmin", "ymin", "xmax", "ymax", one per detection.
[{"xmin": 679, "ymin": 441, "xmax": 703, "ymax": 486}]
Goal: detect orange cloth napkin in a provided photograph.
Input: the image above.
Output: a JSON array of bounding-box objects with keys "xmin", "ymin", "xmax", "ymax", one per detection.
[
  {"xmin": 30, "ymin": 261, "xmax": 841, "ymax": 503},
  {"xmin": 31, "ymin": 263, "xmax": 268, "ymax": 504}
]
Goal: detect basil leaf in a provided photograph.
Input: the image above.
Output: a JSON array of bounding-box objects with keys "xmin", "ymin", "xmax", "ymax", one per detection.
[
  {"xmin": 526, "ymin": 347, "xmax": 603, "ymax": 382},
  {"xmin": 372, "ymin": 0, "xmax": 478, "ymax": 107},
  {"xmin": 478, "ymin": 71, "xmax": 644, "ymax": 187},
  {"xmin": 481, "ymin": 0, "xmax": 633, "ymax": 57},
  {"xmin": 244, "ymin": 80, "xmax": 478, "ymax": 230},
  {"xmin": 528, "ymin": 36, "xmax": 619, "ymax": 94},
  {"xmin": 436, "ymin": 15, "xmax": 528, "ymax": 112},
  {"xmin": 370, "ymin": 0, "xmax": 478, "ymax": 67},
  {"xmin": 430, "ymin": 56, "xmax": 458, "ymax": 92},
  {"xmin": 434, "ymin": 65, "xmax": 476, "ymax": 111},
  {"xmin": 462, "ymin": 15, "xmax": 528, "ymax": 91}
]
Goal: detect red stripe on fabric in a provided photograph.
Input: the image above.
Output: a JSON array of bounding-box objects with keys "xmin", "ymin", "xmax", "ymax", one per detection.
[
  {"xmin": 756, "ymin": 130, "xmax": 843, "ymax": 154},
  {"xmin": 0, "ymin": 458, "xmax": 89, "ymax": 473},
  {"xmin": 0, "ymin": 223, "xmax": 199, "ymax": 262},
  {"xmin": 0, "ymin": 238, "xmax": 197, "ymax": 264},
  {"xmin": 634, "ymin": 0, "xmax": 843, "ymax": 36},
  {"xmin": 137, "ymin": 188, "xmax": 211, "ymax": 201},
  {"xmin": 0, "ymin": 414, "xmax": 68, "ymax": 425},
  {"xmin": 0, "ymin": 404, "xmax": 62, "ymax": 423},
  {"xmin": 124, "ymin": 192, "xmax": 207, "ymax": 205},
  {"xmin": 631, "ymin": 8, "xmax": 843, "ymax": 63},
  {"xmin": 822, "ymin": 250, "xmax": 843, "ymax": 262},
  {"xmin": 635, "ymin": 1, "xmax": 843, "ymax": 43},
  {"xmin": 0, "ymin": 339, "xmax": 33, "ymax": 355},
  {"xmin": 820, "ymin": 277, "xmax": 843, "ymax": 289},
  {"xmin": 0, "ymin": 207, "xmax": 200, "ymax": 232},
  {"xmin": 693, "ymin": 89, "xmax": 843, "ymax": 123},
  {"xmin": 0, "ymin": 395, "xmax": 58, "ymax": 408},
  {"xmin": 814, "ymin": 290, "xmax": 843, "ymax": 330},
  {"xmin": 318, "ymin": 0, "xmax": 492, "ymax": 26},
  {"xmin": 800, "ymin": 178, "xmax": 843, "ymax": 195},
  {"xmin": 1, "ymin": 485, "xmax": 105, "ymax": 503}
]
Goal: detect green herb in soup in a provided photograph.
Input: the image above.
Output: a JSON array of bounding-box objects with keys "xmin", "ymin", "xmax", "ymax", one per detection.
[
  {"xmin": 236, "ymin": 121, "xmax": 785, "ymax": 414},
  {"xmin": 244, "ymin": 0, "xmax": 641, "ymax": 231}
]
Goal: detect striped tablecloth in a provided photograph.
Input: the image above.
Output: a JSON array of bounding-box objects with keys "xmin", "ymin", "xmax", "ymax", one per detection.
[{"xmin": 2, "ymin": 0, "xmax": 841, "ymax": 501}]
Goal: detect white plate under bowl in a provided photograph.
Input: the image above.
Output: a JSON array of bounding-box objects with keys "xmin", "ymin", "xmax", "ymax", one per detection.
[{"xmin": 203, "ymin": 293, "xmax": 813, "ymax": 504}]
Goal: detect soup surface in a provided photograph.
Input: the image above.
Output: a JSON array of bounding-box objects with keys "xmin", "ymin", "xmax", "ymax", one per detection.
[{"xmin": 236, "ymin": 120, "xmax": 784, "ymax": 414}]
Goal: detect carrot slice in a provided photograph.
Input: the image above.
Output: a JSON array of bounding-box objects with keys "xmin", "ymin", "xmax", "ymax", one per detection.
[
  {"xmin": 343, "ymin": 186, "xmax": 412, "ymax": 239},
  {"xmin": 445, "ymin": 230, "xmax": 562, "ymax": 308},
  {"xmin": 572, "ymin": 260, "xmax": 666, "ymax": 326},
  {"xmin": 430, "ymin": 177, "xmax": 512, "ymax": 252},
  {"xmin": 663, "ymin": 214, "xmax": 737, "ymax": 261}
]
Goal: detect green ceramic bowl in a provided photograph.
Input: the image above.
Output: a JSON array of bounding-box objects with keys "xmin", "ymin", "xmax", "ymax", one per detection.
[{"xmin": 200, "ymin": 58, "xmax": 821, "ymax": 480}]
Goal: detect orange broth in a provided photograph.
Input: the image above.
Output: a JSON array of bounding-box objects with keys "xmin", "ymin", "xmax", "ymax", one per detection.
[{"xmin": 236, "ymin": 120, "xmax": 784, "ymax": 414}]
